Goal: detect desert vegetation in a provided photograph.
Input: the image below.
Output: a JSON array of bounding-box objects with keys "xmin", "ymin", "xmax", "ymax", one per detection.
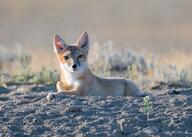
[
  {"xmin": 0, "ymin": 41, "xmax": 192, "ymax": 90},
  {"xmin": 1, "ymin": 1, "xmax": 192, "ymax": 136},
  {"xmin": 1, "ymin": 29, "xmax": 192, "ymax": 137}
]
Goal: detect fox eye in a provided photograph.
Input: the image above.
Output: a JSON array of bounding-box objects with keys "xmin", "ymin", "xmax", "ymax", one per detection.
[
  {"xmin": 78, "ymin": 55, "xmax": 83, "ymax": 59},
  {"xmin": 64, "ymin": 56, "xmax": 69, "ymax": 60}
]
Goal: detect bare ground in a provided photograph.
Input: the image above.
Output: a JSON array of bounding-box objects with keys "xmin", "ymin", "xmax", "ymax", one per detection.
[{"xmin": 0, "ymin": 84, "xmax": 192, "ymax": 137}]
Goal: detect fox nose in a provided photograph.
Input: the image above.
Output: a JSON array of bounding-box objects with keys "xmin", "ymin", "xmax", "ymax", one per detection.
[{"xmin": 72, "ymin": 64, "xmax": 77, "ymax": 69}]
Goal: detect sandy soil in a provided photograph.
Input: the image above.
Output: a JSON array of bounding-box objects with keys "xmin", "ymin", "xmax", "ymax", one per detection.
[{"xmin": 0, "ymin": 84, "xmax": 192, "ymax": 137}]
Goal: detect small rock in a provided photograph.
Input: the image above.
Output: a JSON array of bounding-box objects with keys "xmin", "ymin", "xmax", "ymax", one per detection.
[
  {"xmin": 174, "ymin": 99, "xmax": 184, "ymax": 106},
  {"xmin": 76, "ymin": 116, "xmax": 82, "ymax": 120},
  {"xmin": 143, "ymin": 126, "xmax": 159, "ymax": 135},
  {"xmin": 66, "ymin": 106, "xmax": 83, "ymax": 112},
  {"xmin": 56, "ymin": 127, "xmax": 65, "ymax": 135},
  {"xmin": 172, "ymin": 90, "xmax": 180, "ymax": 94},
  {"xmin": 75, "ymin": 132, "xmax": 84, "ymax": 137},
  {"xmin": 186, "ymin": 96, "xmax": 192, "ymax": 106},
  {"xmin": 0, "ymin": 87, "xmax": 9, "ymax": 94},
  {"xmin": 0, "ymin": 97, "xmax": 9, "ymax": 101}
]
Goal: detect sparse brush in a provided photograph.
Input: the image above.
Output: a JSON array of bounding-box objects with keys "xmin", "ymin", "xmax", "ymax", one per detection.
[
  {"xmin": 154, "ymin": 64, "xmax": 192, "ymax": 85},
  {"xmin": 89, "ymin": 41, "xmax": 153, "ymax": 75},
  {"xmin": 30, "ymin": 67, "xmax": 59, "ymax": 84},
  {"xmin": 0, "ymin": 68, "xmax": 59, "ymax": 85},
  {"xmin": 1, "ymin": 41, "xmax": 192, "ymax": 88},
  {"xmin": 19, "ymin": 53, "xmax": 31, "ymax": 70}
]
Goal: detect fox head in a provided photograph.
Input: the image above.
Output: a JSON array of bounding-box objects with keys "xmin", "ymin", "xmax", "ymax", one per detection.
[{"xmin": 53, "ymin": 32, "xmax": 89, "ymax": 78}]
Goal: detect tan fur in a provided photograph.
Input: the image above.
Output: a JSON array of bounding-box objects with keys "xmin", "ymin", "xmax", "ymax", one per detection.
[{"xmin": 53, "ymin": 32, "xmax": 147, "ymax": 96}]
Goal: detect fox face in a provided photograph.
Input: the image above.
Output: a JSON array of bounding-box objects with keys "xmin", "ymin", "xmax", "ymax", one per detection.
[{"xmin": 53, "ymin": 32, "xmax": 89, "ymax": 78}]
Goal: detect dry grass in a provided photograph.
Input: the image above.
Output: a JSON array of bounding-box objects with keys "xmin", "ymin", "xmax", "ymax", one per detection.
[
  {"xmin": 0, "ymin": 42, "xmax": 192, "ymax": 89},
  {"xmin": 158, "ymin": 51, "xmax": 192, "ymax": 70}
]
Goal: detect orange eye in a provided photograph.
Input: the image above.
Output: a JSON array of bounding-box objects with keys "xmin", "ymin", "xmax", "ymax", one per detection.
[{"xmin": 64, "ymin": 56, "xmax": 69, "ymax": 60}]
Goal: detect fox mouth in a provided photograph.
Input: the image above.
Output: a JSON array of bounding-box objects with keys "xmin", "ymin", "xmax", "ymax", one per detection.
[{"xmin": 72, "ymin": 68, "xmax": 77, "ymax": 71}]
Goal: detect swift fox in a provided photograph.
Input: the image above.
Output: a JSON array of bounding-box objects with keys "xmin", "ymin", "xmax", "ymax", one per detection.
[{"xmin": 53, "ymin": 32, "xmax": 146, "ymax": 96}]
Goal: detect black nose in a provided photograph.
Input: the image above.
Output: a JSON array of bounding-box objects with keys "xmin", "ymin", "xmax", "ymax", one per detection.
[{"xmin": 72, "ymin": 64, "xmax": 77, "ymax": 69}]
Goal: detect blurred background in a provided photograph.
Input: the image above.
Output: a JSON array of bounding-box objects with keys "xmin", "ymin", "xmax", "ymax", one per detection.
[{"xmin": 0, "ymin": 0, "xmax": 192, "ymax": 78}]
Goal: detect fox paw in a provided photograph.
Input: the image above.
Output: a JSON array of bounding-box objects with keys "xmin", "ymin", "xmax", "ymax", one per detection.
[{"xmin": 46, "ymin": 93, "xmax": 56, "ymax": 102}]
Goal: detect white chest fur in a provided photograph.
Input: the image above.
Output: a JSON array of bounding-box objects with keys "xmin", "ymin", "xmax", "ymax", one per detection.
[{"xmin": 60, "ymin": 64, "xmax": 82, "ymax": 91}]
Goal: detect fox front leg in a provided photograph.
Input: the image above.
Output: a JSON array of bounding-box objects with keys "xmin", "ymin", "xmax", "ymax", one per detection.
[
  {"xmin": 56, "ymin": 81, "xmax": 66, "ymax": 93},
  {"xmin": 46, "ymin": 81, "xmax": 67, "ymax": 102},
  {"xmin": 56, "ymin": 81, "xmax": 79, "ymax": 95}
]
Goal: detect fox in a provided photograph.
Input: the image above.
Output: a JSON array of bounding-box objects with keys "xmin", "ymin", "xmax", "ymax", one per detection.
[{"xmin": 52, "ymin": 32, "xmax": 147, "ymax": 97}]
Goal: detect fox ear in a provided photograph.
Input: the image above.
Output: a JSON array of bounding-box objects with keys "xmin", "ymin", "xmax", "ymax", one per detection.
[
  {"xmin": 53, "ymin": 34, "xmax": 67, "ymax": 53},
  {"xmin": 76, "ymin": 32, "xmax": 89, "ymax": 54}
]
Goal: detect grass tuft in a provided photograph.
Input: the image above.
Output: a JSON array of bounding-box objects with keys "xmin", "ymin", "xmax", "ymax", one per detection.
[{"xmin": 0, "ymin": 68, "xmax": 59, "ymax": 85}]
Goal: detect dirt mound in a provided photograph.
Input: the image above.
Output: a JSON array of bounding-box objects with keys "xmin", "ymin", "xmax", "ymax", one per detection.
[{"xmin": 0, "ymin": 84, "xmax": 192, "ymax": 136}]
